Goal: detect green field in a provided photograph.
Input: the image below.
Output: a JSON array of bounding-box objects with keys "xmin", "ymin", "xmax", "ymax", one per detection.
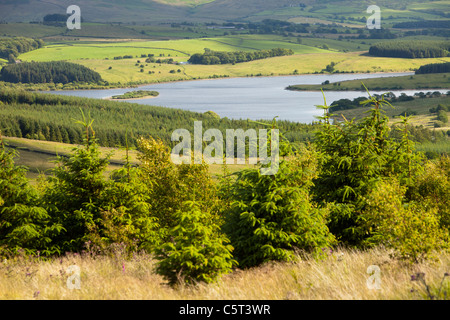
[
  {"xmin": 19, "ymin": 36, "xmax": 333, "ymax": 62},
  {"xmin": 17, "ymin": 35, "xmax": 450, "ymax": 85},
  {"xmin": 4, "ymin": 136, "xmax": 252, "ymax": 181},
  {"xmin": 72, "ymin": 53, "xmax": 450, "ymax": 85}
]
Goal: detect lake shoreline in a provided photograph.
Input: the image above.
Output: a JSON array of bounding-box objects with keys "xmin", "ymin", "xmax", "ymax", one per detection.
[
  {"xmin": 131, "ymin": 71, "xmax": 416, "ymax": 90},
  {"xmin": 43, "ymin": 72, "xmax": 426, "ymax": 123},
  {"xmin": 29, "ymin": 71, "xmax": 415, "ymax": 93}
]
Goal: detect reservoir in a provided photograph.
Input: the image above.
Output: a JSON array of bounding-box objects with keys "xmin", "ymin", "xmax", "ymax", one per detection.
[{"xmin": 48, "ymin": 72, "xmax": 442, "ymax": 123}]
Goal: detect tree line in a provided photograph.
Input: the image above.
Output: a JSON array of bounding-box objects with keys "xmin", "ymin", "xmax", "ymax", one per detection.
[
  {"xmin": 393, "ymin": 20, "xmax": 450, "ymax": 29},
  {"xmin": 1, "ymin": 93, "xmax": 449, "ymax": 286},
  {"xmin": 0, "ymin": 61, "xmax": 103, "ymax": 84},
  {"xmin": 369, "ymin": 40, "xmax": 449, "ymax": 59},
  {"xmin": 0, "ymin": 37, "xmax": 44, "ymax": 61},
  {"xmin": 416, "ymin": 62, "xmax": 450, "ymax": 74},
  {"xmin": 188, "ymin": 48, "xmax": 294, "ymax": 65}
]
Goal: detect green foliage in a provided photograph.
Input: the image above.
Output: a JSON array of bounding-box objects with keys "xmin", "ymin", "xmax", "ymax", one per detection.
[
  {"xmin": 0, "ymin": 61, "xmax": 102, "ymax": 84},
  {"xmin": 154, "ymin": 201, "xmax": 236, "ymax": 286},
  {"xmin": 361, "ymin": 179, "xmax": 448, "ymax": 262},
  {"xmin": 223, "ymin": 142, "xmax": 335, "ymax": 268},
  {"xmin": 313, "ymin": 90, "xmax": 425, "ymax": 246},
  {"xmin": 43, "ymin": 114, "xmax": 111, "ymax": 252},
  {"xmin": 437, "ymin": 110, "xmax": 449, "ymax": 123},
  {"xmin": 95, "ymin": 165, "xmax": 159, "ymax": 253},
  {"xmin": 324, "ymin": 61, "xmax": 336, "ymax": 73},
  {"xmin": 0, "ymin": 37, "xmax": 44, "ymax": 61},
  {"xmin": 407, "ymin": 155, "xmax": 450, "ymax": 233},
  {"xmin": 137, "ymin": 137, "xmax": 220, "ymax": 243},
  {"xmin": 0, "ymin": 133, "xmax": 62, "ymax": 256},
  {"xmin": 1, "ymin": 86, "xmax": 448, "ymax": 267}
]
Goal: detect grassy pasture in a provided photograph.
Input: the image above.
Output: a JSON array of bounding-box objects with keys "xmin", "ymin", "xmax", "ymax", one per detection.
[
  {"xmin": 75, "ymin": 52, "xmax": 450, "ymax": 85},
  {"xmin": 19, "ymin": 36, "xmax": 333, "ymax": 62}
]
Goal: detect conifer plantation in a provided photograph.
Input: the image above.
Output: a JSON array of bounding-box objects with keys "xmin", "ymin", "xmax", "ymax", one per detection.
[
  {"xmin": 0, "ymin": 61, "xmax": 102, "ymax": 84},
  {"xmin": 0, "ymin": 88, "xmax": 316, "ymax": 148},
  {"xmin": 369, "ymin": 40, "xmax": 449, "ymax": 59}
]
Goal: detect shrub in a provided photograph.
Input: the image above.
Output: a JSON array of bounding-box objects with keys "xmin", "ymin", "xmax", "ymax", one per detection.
[
  {"xmin": 154, "ymin": 201, "xmax": 236, "ymax": 286},
  {"xmin": 407, "ymin": 155, "xmax": 450, "ymax": 233},
  {"xmin": 313, "ymin": 91, "xmax": 425, "ymax": 246},
  {"xmin": 0, "ymin": 135, "xmax": 62, "ymax": 256},
  {"xmin": 361, "ymin": 179, "xmax": 448, "ymax": 262},
  {"xmin": 223, "ymin": 145, "xmax": 335, "ymax": 268},
  {"xmin": 137, "ymin": 137, "xmax": 220, "ymax": 243},
  {"xmin": 97, "ymin": 165, "xmax": 160, "ymax": 253},
  {"xmin": 43, "ymin": 114, "xmax": 111, "ymax": 252},
  {"xmin": 437, "ymin": 110, "xmax": 448, "ymax": 124}
]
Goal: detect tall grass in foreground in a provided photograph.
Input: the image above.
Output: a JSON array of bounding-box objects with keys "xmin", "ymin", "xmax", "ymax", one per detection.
[{"xmin": 1, "ymin": 246, "xmax": 448, "ymax": 300}]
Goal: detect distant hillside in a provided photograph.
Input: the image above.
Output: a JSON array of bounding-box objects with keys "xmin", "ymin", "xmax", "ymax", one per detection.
[{"xmin": 0, "ymin": 0, "xmax": 448, "ymax": 24}]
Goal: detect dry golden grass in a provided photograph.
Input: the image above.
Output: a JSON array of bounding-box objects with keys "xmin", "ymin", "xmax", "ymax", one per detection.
[{"xmin": 1, "ymin": 246, "xmax": 448, "ymax": 300}]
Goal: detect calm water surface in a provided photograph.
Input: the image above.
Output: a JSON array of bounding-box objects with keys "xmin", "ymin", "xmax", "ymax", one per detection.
[{"xmin": 49, "ymin": 72, "xmax": 441, "ymax": 123}]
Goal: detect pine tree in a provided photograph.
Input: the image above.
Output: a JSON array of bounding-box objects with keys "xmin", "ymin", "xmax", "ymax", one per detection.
[
  {"xmin": 312, "ymin": 89, "xmax": 425, "ymax": 246},
  {"xmin": 154, "ymin": 200, "xmax": 236, "ymax": 286},
  {"xmin": 0, "ymin": 131, "xmax": 62, "ymax": 256},
  {"xmin": 223, "ymin": 125, "xmax": 335, "ymax": 268},
  {"xmin": 43, "ymin": 113, "xmax": 111, "ymax": 252}
]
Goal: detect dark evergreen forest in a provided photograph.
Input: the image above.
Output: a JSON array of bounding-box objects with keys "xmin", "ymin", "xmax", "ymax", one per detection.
[{"xmin": 0, "ymin": 61, "xmax": 103, "ymax": 84}]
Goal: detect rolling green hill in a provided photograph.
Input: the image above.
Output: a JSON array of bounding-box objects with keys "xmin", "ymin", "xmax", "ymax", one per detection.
[{"xmin": 0, "ymin": 0, "xmax": 448, "ymax": 24}]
